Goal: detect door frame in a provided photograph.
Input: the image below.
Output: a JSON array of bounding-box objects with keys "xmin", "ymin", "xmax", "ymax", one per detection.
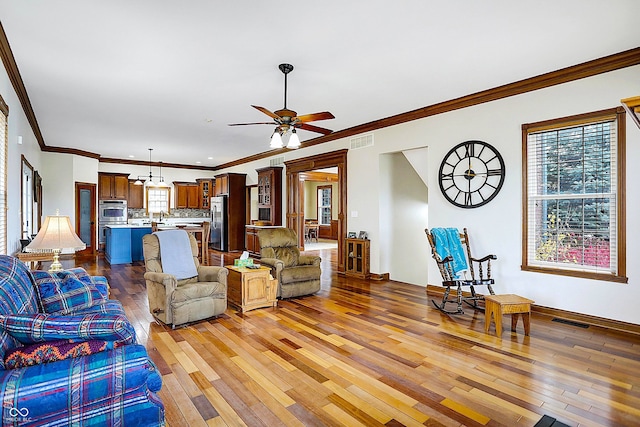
[
  {"xmin": 285, "ymin": 149, "xmax": 347, "ymax": 273},
  {"xmin": 75, "ymin": 182, "xmax": 97, "ymax": 256}
]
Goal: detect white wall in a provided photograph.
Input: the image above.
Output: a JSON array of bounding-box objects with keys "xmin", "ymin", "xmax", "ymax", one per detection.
[
  {"xmin": 1, "ymin": 63, "xmax": 43, "ymax": 255},
  {"xmin": 345, "ymin": 65, "xmax": 640, "ymax": 324},
  {"xmin": 379, "ymin": 152, "xmax": 429, "ymax": 285}
]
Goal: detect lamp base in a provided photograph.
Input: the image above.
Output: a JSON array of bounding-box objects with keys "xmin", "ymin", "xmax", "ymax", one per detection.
[{"xmin": 48, "ymin": 251, "xmax": 64, "ymax": 273}]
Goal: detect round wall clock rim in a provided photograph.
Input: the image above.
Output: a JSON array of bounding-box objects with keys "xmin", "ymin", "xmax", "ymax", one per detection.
[{"xmin": 438, "ymin": 140, "xmax": 506, "ymax": 209}]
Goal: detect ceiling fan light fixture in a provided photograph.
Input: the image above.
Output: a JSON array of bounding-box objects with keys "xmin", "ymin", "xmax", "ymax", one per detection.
[
  {"xmin": 270, "ymin": 131, "xmax": 283, "ymax": 149},
  {"xmin": 287, "ymin": 129, "xmax": 300, "ymax": 149}
]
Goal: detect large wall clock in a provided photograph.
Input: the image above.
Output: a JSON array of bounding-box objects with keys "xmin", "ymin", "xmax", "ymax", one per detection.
[{"xmin": 438, "ymin": 140, "xmax": 506, "ymax": 208}]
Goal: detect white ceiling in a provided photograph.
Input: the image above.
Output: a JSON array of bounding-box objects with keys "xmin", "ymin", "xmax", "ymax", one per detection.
[{"xmin": 1, "ymin": 1, "xmax": 639, "ymax": 168}]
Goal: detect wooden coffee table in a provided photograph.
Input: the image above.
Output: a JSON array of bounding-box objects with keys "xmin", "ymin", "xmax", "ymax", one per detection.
[
  {"xmin": 226, "ymin": 265, "xmax": 277, "ymax": 313},
  {"xmin": 484, "ymin": 294, "xmax": 534, "ymax": 337}
]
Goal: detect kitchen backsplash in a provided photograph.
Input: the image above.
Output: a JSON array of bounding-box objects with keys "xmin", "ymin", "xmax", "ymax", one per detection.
[{"xmin": 128, "ymin": 208, "xmax": 209, "ymax": 219}]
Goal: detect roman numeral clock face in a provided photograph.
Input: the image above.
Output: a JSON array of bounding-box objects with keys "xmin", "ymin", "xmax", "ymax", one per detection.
[{"xmin": 438, "ymin": 140, "xmax": 506, "ymax": 208}]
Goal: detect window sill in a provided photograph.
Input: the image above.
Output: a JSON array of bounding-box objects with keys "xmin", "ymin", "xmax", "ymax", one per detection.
[{"xmin": 521, "ymin": 265, "xmax": 628, "ymax": 284}]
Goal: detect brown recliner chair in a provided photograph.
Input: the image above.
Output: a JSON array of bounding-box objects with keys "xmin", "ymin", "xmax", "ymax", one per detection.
[
  {"xmin": 142, "ymin": 231, "xmax": 228, "ymax": 328},
  {"xmin": 257, "ymin": 228, "xmax": 321, "ymax": 299}
]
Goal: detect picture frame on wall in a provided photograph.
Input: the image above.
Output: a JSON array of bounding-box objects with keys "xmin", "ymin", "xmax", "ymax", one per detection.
[{"xmin": 358, "ymin": 231, "xmax": 368, "ymax": 240}]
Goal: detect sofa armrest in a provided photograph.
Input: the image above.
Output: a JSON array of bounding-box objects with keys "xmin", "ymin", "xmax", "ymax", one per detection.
[
  {"xmin": 143, "ymin": 271, "xmax": 177, "ymax": 293},
  {"xmin": 259, "ymin": 258, "xmax": 283, "ymax": 279},
  {"xmin": 298, "ymin": 255, "xmax": 321, "ymax": 266},
  {"xmin": 197, "ymin": 266, "xmax": 228, "ymax": 285}
]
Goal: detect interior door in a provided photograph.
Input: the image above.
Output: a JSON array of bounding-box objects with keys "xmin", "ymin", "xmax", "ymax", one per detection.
[{"xmin": 75, "ymin": 182, "xmax": 97, "ymax": 256}]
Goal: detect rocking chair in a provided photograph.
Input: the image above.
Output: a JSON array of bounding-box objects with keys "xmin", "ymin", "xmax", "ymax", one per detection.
[{"xmin": 425, "ymin": 228, "xmax": 496, "ymax": 314}]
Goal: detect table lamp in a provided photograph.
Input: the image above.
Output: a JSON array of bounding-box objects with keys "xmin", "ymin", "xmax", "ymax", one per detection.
[{"xmin": 25, "ymin": 210, "xmax": 86, "ymax": 272}]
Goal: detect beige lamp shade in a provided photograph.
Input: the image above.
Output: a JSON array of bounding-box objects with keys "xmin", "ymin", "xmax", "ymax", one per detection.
[{"xmin": 25, "ymin": 213, "xmax": 86, "ymax": 272}]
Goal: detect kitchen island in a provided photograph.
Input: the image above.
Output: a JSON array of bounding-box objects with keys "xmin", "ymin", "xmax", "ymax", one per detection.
[
  {"xmin": 105, "ymin": 224, "xmax": 152, "ymax": 264},
  {"xmin": 106, "ymin": 220, "xmax": 210, "ymax": 265}
]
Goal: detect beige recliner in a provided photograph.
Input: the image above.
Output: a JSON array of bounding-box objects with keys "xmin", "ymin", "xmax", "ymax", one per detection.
[
  {"xmin": 142, "ymin": 232, "xmax": 228, "ymax": 328},
  {"xmin": 257, "ymin": 228, "xmax": 321, "ymax": 299}
]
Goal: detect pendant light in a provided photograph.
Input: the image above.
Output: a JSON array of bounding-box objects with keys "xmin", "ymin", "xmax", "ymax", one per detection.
[
  {"xmin": 144, "ymin": 148, "xmax": 155, "ymax": 187},
  {"xmin": 157, "ymin": 161, "xmax": 169, "ymax": 187}
]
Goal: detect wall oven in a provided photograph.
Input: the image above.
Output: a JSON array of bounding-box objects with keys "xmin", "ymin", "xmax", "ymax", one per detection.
[
  {"xmin": 99, "ymin": 200, "xmax": 128, "ymax": 244},
  {"xmin": 99, "ymin": 200, "xmax": 128, "ymax": 222}
]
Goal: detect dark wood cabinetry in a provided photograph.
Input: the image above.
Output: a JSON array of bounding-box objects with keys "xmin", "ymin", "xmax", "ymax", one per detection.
[
  {"xmin": 345, "ymin": 238, "xmax": 370, "ymax": 279},
  {"xmin": 197, "ymin": 179, "xmax": 212, "ymax": 209},
  {"xmin": 128, "ymin": 180, "xmax": 144, "ymax": 209},
  {"xmin": 174, "ymin": 182, "xmax": 200, "ymax": 209},
  {"xmin": 245, "ymin": 226, "xmax": 261, "ymax": 256},
  {"xmin": 215, "ymin": 173, "xmax": 246, "ymax": 252},
  {"xmin": 256, "ymin": 167, "xmax": 282, "ymax": 226},
  {"xmin": 213, "ymin": 174, "xmax": 229, "ymax": 196},
  {"xmin": 99, "ymin": 173, "xmax": 129, "ymax": 200}
]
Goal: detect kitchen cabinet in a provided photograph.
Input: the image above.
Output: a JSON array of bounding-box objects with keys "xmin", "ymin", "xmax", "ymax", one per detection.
[
  {"xmin": 214, "ymin": 174, "xmax": 229, "ymax": 196},
  {"xmin": 99, "ymin": 173, "xmax": 129, "ymax": 200},
  {"xmin": 256, "ymin": 167, "xmax": 282, "ymax": 226},
  {"xmin": 214, "ymin": 173, "xmax": 246, "ymax": 251},
  {"xmin": 128, "ymin": 180, "xmax": 144, "ymax": 209},
  {"xmin": 245, "ymin": 226, "xmax": 261, "ymax": 256},
  {"xmin": 197, "ymin": 178, "xmax": 212, "ymax": 209},
  {"xmin": 345, "ymin": 238, "xmax": 370, "ymax": 279},
  {"xmin": 174, "ymin": 182, "xmax": 200, "ymax": 209}
]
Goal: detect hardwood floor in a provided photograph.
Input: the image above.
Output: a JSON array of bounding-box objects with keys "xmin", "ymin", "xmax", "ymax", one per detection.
[{"xmin": 67, "ymin": 249, "xmax": 640, "ymax": 426}]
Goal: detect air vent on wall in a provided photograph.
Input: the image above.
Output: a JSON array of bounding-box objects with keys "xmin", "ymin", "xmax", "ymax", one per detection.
[
  {"xmin": 350, "ymin": 134, "xmax": 374, "ymax": 150},
  {"xmin": 270, "ymin": 156, "xmax": 285, "ymax": 167}
]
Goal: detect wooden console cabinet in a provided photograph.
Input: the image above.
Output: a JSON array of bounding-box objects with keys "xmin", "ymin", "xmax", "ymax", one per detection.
[
  {"xmin": 226, "ymin": 266, "xmax": 277, "ymax": 312},
  {"xmin": 345, "ymin": 238, "xmax": 370, "ymax": 279}
]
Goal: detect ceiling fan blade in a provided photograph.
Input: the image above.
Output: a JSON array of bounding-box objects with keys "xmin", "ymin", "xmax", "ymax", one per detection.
[
  {"xmin": 299, "ymin": 123, "xmax": 333, "ymax": 135},
  {"xmin": 228, "ymin": 122, "xmax": 275, "ymax": 126},
  {"xmin": 295, "ymin": 111, "xmax": 335, "ymax": 122},
  {"xmin": 252, "ymin": 105, "xmax": 280, "ymax": 119}
]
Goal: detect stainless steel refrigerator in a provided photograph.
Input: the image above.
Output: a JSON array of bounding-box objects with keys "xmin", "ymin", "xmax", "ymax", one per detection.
[{"xmin": 210, "ymin": 195, "xmax": 227, "ymax": 251}]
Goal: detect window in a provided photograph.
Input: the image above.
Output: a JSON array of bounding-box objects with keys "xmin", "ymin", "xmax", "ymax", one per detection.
[
  {"xmin": 317, "ymin": 186, "xmax": 332, "ymax": 225},
  {"xmin": 0, "ymin": 95, "xmax": 7, "ymax": 255},
  {"xmin": 21, "ymin": 156, "xmax": 34, "ymax": 239},
  {"xmin": 146, "ymin": 187, "xmax": 171, "ymax": 214},
  {"xmin": 522, "ymin": 107, "xmax": 626, "ymax": 283}
]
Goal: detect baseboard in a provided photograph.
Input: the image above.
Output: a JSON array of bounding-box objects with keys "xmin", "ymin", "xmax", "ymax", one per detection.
[
  {"xmin": 370, "ymin": 273, "xmax": 389, "ymax": 281},
  {"xmin": 426, "ymin": 285, "xmax": 640, "ymax": 336}
]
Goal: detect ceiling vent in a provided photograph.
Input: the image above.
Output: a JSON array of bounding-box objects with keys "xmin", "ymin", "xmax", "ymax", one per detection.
[
  {"xmin": 350, "ymin": 134, "xmax": 374, "ymax": 150},
  {"xmin": 270, "ymin": 156, "xmax": 285, "ymax": 167}
]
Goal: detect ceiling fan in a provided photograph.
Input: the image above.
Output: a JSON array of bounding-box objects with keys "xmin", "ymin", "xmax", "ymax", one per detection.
[{"xmin": 229, "ymin": 63, "xmax": 335, "ymax": 147}]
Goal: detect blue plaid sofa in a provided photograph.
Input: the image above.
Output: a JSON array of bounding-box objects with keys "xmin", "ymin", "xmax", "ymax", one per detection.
[{"xmin": 0, "ymin": 255, "xmax": 164, "ymax": 426}]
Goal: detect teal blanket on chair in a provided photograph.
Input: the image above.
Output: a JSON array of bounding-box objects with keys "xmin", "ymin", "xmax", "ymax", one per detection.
[{"xmin": 431, "ymin": 228, "xmax": 469, "ymax": 278}]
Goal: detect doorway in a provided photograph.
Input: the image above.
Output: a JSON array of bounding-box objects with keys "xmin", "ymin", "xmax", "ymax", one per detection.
[
  {"xmin": 285, "ymin": 149, "xmax": 347, "ymax": 272},
  {"xmin": 75, "ymin": 182, "xmax": 97, "ymax": 256}
]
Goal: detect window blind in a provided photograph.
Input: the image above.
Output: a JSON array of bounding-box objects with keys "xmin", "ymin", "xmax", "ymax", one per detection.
[{"xmin": 526, "ymin": 118, "xmax": 617, "ymax": 275}]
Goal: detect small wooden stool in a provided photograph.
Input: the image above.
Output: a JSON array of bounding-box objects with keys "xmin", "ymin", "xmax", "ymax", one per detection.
[{"xmin": 484, "ymin": 294, "xmax": 534, "ymax": 337}]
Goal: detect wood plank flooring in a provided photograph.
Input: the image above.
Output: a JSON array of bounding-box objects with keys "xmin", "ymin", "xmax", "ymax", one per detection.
[{"xmin": 68, "ymin": 249, "xmax": 640, "ymax": 427}]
